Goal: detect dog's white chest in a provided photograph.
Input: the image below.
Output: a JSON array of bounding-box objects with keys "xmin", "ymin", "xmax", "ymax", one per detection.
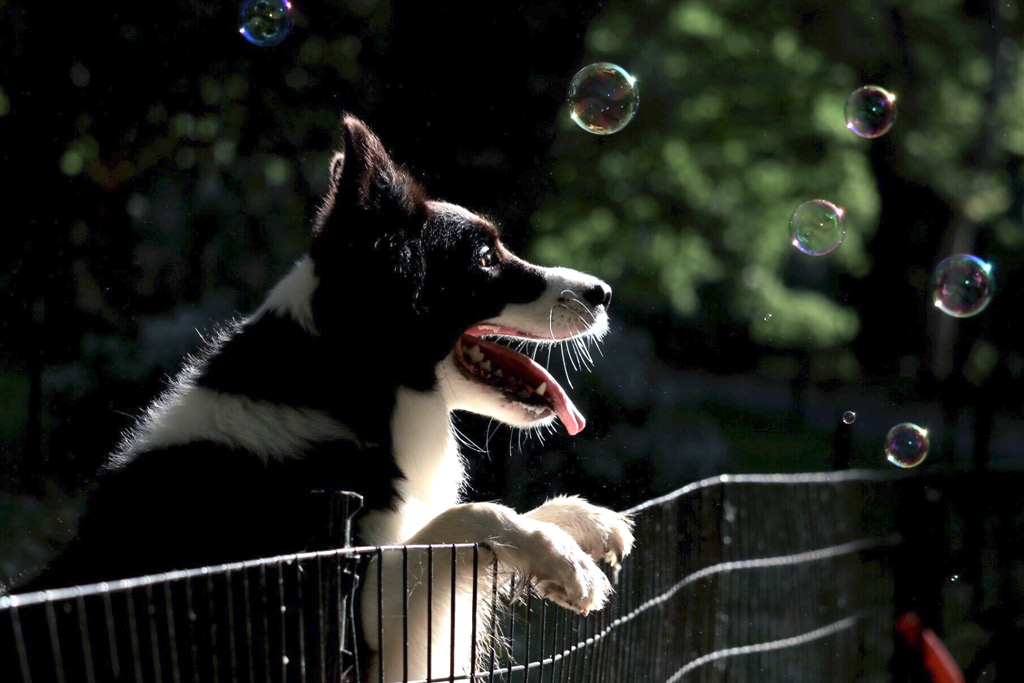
[{"xmin": 358, "ymin": 386, "xmax": 465, "ymax": 545}]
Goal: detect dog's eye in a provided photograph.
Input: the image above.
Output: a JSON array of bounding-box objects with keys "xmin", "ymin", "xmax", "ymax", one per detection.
[{"xmin": 477, "ymin": 247, "xmax": 498, "ymax": 269}]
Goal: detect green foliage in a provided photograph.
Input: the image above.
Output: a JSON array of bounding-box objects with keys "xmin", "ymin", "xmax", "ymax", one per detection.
[
  {"xmin": 532, "ymin": 0, "xmax": 1019, "ymax": 350},
  {"xmin": 890, "ymin": 2, "xmax": 1024, "ymax": 230}
]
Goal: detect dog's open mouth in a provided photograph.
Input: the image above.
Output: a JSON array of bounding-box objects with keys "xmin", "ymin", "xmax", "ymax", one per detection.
[{"xmin": 455, "ymin": 324, "xmax": 587, "ymax": 435}]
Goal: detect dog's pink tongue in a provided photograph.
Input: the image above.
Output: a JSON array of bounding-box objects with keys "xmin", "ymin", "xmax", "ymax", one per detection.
[
  {"xmin": 564, "ymin": 401, "xmax": 586, "ymax": 436},
  {"xmin": 462, "ymin": 332, "xmax": 586, "ymax": 435},
  {"xmin": 547, "ymin": 381, "xmax": 586, "ymax": 436}
]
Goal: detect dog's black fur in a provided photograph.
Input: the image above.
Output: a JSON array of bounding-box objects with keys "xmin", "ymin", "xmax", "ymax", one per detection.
[{"xmin": 15, "ymin": 116, "xmax": 557, "ymax": 592}]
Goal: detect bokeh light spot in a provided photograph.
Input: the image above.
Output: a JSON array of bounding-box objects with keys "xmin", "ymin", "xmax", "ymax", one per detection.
[{"xmin": 60, "ymin": 150, "xmax": 84, "ymax": 176}]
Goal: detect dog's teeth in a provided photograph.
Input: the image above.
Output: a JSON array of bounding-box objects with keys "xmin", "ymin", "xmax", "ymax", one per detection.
[
  {"xmin": 467, "ymin": 345, "xmax": 485, "ymax": 363},
  {"xmin": 494, "ymin": 369, "xmax": 503, "ymax": 378},
  {"xmin": 480, "ymin": 360, "xmax": 492, "ymax": 372},
  {"xmin": 536, "ymin": 382, "xmax": 547, "ymax": 396}
]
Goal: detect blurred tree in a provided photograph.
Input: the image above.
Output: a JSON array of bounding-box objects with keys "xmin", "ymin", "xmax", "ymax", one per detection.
[
  {"xmin": 533, "ymin": 0, "xmax": 877, "ymax": 351},
  {"xmin": 531, "ymin": 0, "xmax": 1023, "ymax": 363}
]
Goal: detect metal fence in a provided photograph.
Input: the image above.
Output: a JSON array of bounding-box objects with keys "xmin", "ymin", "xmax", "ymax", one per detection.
[{"xmin": 1, "ymin": 471, "xmax": 899, "ymax": 682}]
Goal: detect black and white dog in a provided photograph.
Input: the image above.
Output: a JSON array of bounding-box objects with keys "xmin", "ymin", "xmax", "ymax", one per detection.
[{"xmin": 19, "ymin": 116, "xmax": 633, "ymax": 680}]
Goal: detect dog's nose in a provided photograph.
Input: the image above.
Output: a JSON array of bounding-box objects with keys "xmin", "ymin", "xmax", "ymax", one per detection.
[{"xmin": 582, "ymin": 282, "xmax": 612, "ymax": 309}]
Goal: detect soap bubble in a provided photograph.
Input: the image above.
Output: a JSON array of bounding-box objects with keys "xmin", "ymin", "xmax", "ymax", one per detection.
[
  {"xmin": 845, "ymin": 85, "xmax": 897, "ymax": 138},
  {"xmin": 568, "ymin": 63, "xmax": 639, "ymax": 135},
  {"xmin": 933, "ymin": 254, "xmax": 994, "ymax": 318},
  {"xmin": 763, "ymin": 313, "xmax": 773, "ymax": 321},
  {"xmin": 239, "ymin": 0, "xmax": 293, "ymax": 47},
  {"xmin": 842, "ymin": 411, "xmax": 856, "ymax": 425},
  {"xmin": 789, "ymin": 199, "xmax": 846, "ymax": 256},
  {"xmin": 885, "ymin": 423, "xmax": 929, "ymax": 468}
]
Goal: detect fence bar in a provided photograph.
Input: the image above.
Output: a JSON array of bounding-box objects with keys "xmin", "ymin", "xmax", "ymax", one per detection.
[
  {"xmin": 378, "ymin": 548, "xmax": 385, "ymax": 683},
  {"xmin": 427, "ymin": 545, "xmax": 434, "ymax": 681},
  {"xmin": 470, "ymin": 545, "xmax": 479, "ymax": 683},
  {"xmin": 449, "ymin": 544, "xmax": 457, "ymax": 683}
]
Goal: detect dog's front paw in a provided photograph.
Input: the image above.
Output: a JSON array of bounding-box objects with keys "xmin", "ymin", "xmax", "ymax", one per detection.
[
  {"xmin": 403, "ymin": 502, "xmax": 618, "ymax": 615},
  {"xmin": 525, "ymin": 496, "xmax": 635, "ymax": 567},
  {"xmin": 510, "ymin": 521, "xmax": 612, "ymax": 615}
]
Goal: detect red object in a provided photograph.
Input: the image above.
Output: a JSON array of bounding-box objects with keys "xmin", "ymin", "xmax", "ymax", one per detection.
[{"xmin": 896, "ymin": 611, "xmax": 966, "ymax": 683}]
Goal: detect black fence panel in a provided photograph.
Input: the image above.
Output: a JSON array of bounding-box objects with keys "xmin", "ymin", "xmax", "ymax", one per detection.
[
  {"xmin": 462, "ymin": 472, "xmax": 897, "ymax": 683},
  {"xmin": 1, "ymin": 549, "xmax": 368, "ymax": 683},
  {"xmin": 3, "ymin": 471, "xmax": 900, "ymax": 682}
]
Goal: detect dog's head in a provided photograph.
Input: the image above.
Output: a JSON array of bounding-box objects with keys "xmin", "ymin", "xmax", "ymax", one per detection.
[{"xmin": 309, "ymin": 116, "xmax": 610, "ymax": 435}]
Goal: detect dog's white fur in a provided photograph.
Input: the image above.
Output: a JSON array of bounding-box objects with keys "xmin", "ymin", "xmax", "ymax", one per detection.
[
  {"xmin": 359, "ymin": 387, "xmax": 465, "ymax": 546},
  {"xmin": 253, "ymin": 255, "xmax": 321, "ymax": 334},
  {"xmin": 115, "ymin": 383, "xmax": 357, "ymax": 466}
]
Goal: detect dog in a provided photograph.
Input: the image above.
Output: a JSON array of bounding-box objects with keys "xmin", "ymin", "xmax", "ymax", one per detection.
[{"xmin": 13, "ymin": 115, "xmax": 633, "ymax": 681}]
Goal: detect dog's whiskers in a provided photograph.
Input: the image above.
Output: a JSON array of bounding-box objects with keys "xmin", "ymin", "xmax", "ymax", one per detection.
[
  {"xmin": 557, "ymin": 315, "xmax": 581, "ymax": 374},
  {"xmin": 547, "ymin": 305, "xmax": 576, "ymax": 388},
  {"xmin": 567, "ymin": 321, "xmax": 590, "ymax": 372},
  {"xmin": 545, "ymin": 298, "xmax": 610, "ymax": 385},
  {"xmin": 575, "ymin": 339, "xmax": 592, "ymax": 372},
  {"xmin": 558, "ymin": 339, "xmax": 576, "ymax": 387},
  {"xmin": 567, "ymin": 296, "xmax": 598, "ymax": 321},
  {"xmin": 484, "ymin": 418, "xmax": 497, "ymax": 452},
  {"xmin": 451, "ymin": 417, "xmax": 485, "ymax": 453},
  {"xmin": 546, "ymin": 308, "xmax": 556, "ymax": 369},
  {"xmin": 573, "ymin": 327, "xmax": 595, "ymax": 368}
]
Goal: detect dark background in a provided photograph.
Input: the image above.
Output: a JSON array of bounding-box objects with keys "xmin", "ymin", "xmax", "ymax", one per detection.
[{"xmin": 1, "ymin": 0, "xmax": 1022, "ymax": 676}]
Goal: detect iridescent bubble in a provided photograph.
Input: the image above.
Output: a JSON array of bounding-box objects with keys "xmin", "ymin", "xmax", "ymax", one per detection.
[
  {"xmin": 845, "ymin": 86, "xmax": 897, "ymax": 138},
  {"xmin": 885, "ymin": 423, "xmax": 929, "ymax": 468},
  {"xmin": 842, "ymin": 411, "xmax": 856, "ymax": 425},
  {"xmin": 789, "ymin": 199, "xmax": 847, "ymax": 256},
  {"xmin": 239, "ymin": 0, "xmax": 293, "ymax": 47},
  {"xmin": 763, "ymin": 313, "xmax": 773, "ymax": 322},
  {"xmin": 568, "ymin": 63, "xmax": 639, "ymax": 135},
  {"xmin": 933, "ymin": 254, "xmax": 994, "ymax": 318}
]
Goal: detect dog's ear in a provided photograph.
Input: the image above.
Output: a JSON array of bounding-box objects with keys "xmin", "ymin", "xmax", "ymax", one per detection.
[
  {"xmin": 310, "ymin": 117, "xmax": 428, "ymax": 340},
  {"xmin": 316, "ymin": 115, "xmax": 424, "ymax": 233}
]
